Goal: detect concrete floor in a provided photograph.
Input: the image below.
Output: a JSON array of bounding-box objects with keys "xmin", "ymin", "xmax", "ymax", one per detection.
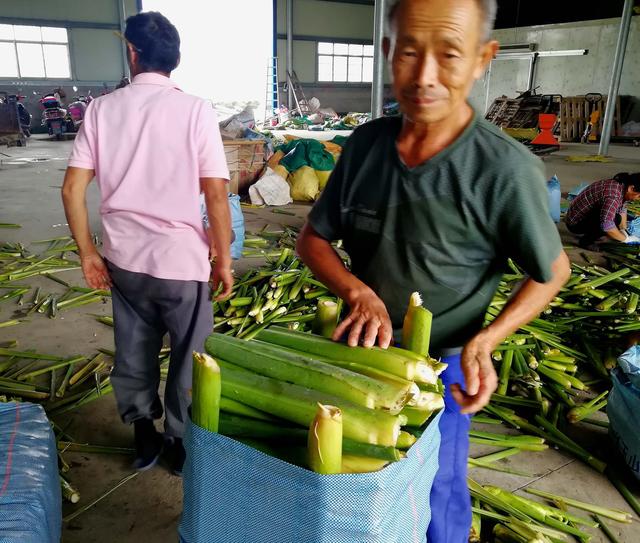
[{"xmin": 1, "ymin": 135, "xmax": 640, "ymax": 542}]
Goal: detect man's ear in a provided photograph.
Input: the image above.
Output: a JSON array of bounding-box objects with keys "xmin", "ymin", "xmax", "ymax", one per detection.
[
  {"xmin": 383, "ymin": 37, "xmax": 391, "ymax": 61},
  {"xmin": 473, "ymin": 40, "xmax": 499, "ymax": 80},
  {"xmin": 127, "ymin": 44, "xmax": 138, "ymax": 64}
]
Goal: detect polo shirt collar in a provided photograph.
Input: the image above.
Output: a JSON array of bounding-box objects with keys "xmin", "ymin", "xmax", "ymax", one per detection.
[{"xmin": 132, "ymin": 72, "xmax": 180, "ymax": 89}]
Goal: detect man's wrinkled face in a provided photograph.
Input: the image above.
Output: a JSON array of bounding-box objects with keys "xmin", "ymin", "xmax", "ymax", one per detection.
[{"xmin": 387, "ymin": 0, "xmax": 497, "ymax": 125}]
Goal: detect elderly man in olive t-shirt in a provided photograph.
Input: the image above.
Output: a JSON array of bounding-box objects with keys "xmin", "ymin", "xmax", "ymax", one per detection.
[{"xmin": 296, "ymin": 1, "xmax": 571, "ymax": 542}]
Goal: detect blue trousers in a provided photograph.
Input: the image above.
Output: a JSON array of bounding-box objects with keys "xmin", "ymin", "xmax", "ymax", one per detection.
[{"xmin": 426, "ymin": 353, "xmax": 472, "ymax": 543}]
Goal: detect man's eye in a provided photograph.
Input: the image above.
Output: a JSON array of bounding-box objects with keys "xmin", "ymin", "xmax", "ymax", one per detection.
[
  {"xmin": 402, "ymin": 50, "xmax": 418, "ymax": 57},
  {"xmin": 444, "ymin": 52, "xmax": 461, "ymax": 59}
]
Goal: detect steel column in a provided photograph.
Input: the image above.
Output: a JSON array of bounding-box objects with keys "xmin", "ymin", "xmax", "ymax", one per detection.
[
  {"xmin": 117, "ymin": 0, "xmax": 130, "ymax": 79},
  {"xmin": 286, "ymin": 0, "xmax": 294, "ymax": 109},
  {"xmin": 598, "ymin": 0, "xmax": 633, "ymax": 156},
  {"xmin": 371, "ymin": 0, "xmax": 386, "ymax": 118}
]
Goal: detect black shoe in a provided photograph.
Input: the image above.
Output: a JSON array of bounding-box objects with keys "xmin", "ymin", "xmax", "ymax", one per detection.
[
  {"xmin": 164, "ymin": 436, "xmax": 186, "ymax": 477},
  {"xmin": 132, "ymin": 419, "xmax": 163, "ymax": 472}
]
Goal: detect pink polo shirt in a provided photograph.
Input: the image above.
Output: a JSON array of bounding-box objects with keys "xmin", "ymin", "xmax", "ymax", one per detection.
[{"xmin": 68, "ymin": 72, "xmax": 229, "ymax": 282}]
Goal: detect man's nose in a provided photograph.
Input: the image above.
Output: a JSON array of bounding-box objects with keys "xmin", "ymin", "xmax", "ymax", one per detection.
[{"xmin": 414, "ymin": 52, "xmax": 439, "ymax": 88}]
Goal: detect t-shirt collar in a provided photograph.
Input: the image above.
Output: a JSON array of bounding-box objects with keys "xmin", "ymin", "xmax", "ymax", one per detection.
[{"xmin": 131, "ymin": 72, "xmax": 181, "ymax": 90}]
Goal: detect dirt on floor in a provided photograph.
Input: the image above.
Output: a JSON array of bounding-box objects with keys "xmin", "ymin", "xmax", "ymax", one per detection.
[{"xmin": 1, "ymin": 136, "xmax": 640, "ymax": 542}]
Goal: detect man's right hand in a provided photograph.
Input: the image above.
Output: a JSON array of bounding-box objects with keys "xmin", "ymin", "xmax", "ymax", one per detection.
[
  {"xmin": 333, "ymin": 287, "xmax": 393, "ymax": 349},
  {"xmin": 81, "ymin": 252, "xmax": 112, "ymax": 290},
  {"xmin": 212, "ymin": 260, "xmax": 234, "ymax": 300}
]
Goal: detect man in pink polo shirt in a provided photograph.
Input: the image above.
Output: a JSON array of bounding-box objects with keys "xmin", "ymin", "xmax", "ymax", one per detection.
[{"xmin": 61, "ymin": 12, "xmax": 233, "ymax": 474}]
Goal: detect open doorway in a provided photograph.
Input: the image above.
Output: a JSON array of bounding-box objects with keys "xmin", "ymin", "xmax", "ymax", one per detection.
[{"xmin": 141, "ymin": 0, "xmax": 274, "ymax": 121}]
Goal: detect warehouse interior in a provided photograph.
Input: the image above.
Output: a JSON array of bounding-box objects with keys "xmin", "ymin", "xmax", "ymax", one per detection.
[{"xmin": 2, "ymin": 1, "xmax": 640, "ymax": 543}]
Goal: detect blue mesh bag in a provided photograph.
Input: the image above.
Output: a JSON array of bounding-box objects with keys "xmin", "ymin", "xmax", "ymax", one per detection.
[
  {"xmin": 179, "ymin": 411, "xmax": 442, "ymax": 543},
  {"xmin": 0, "ymin": 402, "xmax": 61, "ymax": 543},
  {"xmin": 609, "ymin": 367, "xmax": 640, "ymax": 481}
]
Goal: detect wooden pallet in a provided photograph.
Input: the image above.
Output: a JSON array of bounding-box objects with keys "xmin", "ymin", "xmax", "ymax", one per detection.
[
  {"xmin": 485, "ymin": 98, "xmax": 521, "ymax": 127},
  {"xmin": 559, "ymin": 96, "xmax": 622, "ymax": 143},
  {"xmin": 223, "ymin": 139, "xmax": 267, "ymax": 194}
]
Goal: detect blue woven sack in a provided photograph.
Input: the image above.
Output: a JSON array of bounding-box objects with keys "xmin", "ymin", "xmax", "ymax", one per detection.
[
  {"xmin": 0, "ymin": 402, "xmax": 61, "ymax": 543},
  {"xmin": 179, "ymin": 411, "xmax": 441, "ymax": 543},
  {"xmin": 228, "ymin": 193, "xmax": 245, "ymax": 260},
  {"xmin": 609, "ymin": 368, "xmax": 640, "ymax": 481},
  {"xmin": 200, "ymin": 194, "xmax": 245, "ymax": 260}
]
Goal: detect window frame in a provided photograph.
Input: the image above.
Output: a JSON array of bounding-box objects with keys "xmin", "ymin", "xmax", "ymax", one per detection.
[
  {"xmin": 316, "ymin": 40, "xmax": 375, "ymax": 86},
  {"xmin": 0, "ymin": 24, "xmax": 72, "ymax": 80}
]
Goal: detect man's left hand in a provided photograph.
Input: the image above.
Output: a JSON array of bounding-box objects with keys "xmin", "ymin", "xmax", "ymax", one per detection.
[
  {"xmin": 80, "ymin": 252, "xmax": 112, "ymax": 290},
  {"xmin": 212, "ymin": 261, "xmax": 234, "ymax": 300},
  {"xmin": 451, "ymin": 332, "xmax": 498, "ymax": 414}
]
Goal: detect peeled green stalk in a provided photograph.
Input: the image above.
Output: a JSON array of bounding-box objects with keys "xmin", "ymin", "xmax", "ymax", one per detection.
[
  {"xmin": 401, "ymin": 292, "xmax": 433, "ymax": 357},
  {"xmin": 344, "ymin": 440, "xmax": 404, "ymax": 462},
  {"xmin": 308, "ymin": 403, "xmax": 342, "ymax": 474},
  {"xmin": 218, "ymin": 413, "xmax": 403, "ymax": 462},
  {"xmin": 396, "ymin": 430, "xmax": 417, "ymax": 450},
  {"xmin": 407, "ymin": 390, "xmax": 445, "ymax": 411},
  {"xmin": 469, "ymin": 437, "xmax": 547, "ymax": 452},
  {"xmin": 18, "ymin": 355, "xmax": 85, "ymax": 381},
  {"xmin": 312, "ymin": 299, "xmax": 339, "ymax": 338},
  {"xmin": 220, "ymin": 397, "xmax": 275, "ymax": 421},
  {"xmin": 206, "ymin": 334, "xmax": 413, "ymax": 412},
  {"xmin": 484, "ymin": 486, "xmax": 595, "ymax": 536},
  {"xmin": 470, "ymin": 499, "xmax": 482, "ymax": 543},
  {"xmin": 597, "ymin": 293, "xmax": 623, "ymax": 311},
  {"xmin": 472, "ymin": 448, "xmax": 521, "ymax": 464},
  {"xmin": 217, "ymin": 360, "xmax": 403, "ymax": 446},
  {"xmin": 524, "ymin": 488, "xmax": 632, "ymax": 523},
  {"xmin": 257, "ymin": 327, "xmax": 433, "ymax": 383},
  {"xmin": 537, "ymin": 365, "xmax": 572, "ymax": 389},
  {"xmin": 69, "ymin": 354, "xmax": 104, "ymax": 386},
  {"xmin": 324, "ymin": 358, "xmax": 424, "ymax": 397},
  {"xmin": 493, "ymin": 524, "xmax": 527, "ymax": 543},
  {"xmin": 572, "ymin": 268, "xmax": 630, "ymax": 292},
  {"xmin": 497, "ymin": 349, "xmax": 514, "ymax": 395},
  {"xmin": 60, "ymin": 476, "xmax": 80, "ymax": 504},
  {"xmin": 191, "ymin": 352, "xmax": 221, "ymax": 432},
  {"xmin": 341, "ymin": 455, "xmax": 389, "ymax": 473},
  {"xmin": 401, "ymin": 405, "xmax": 439, "ymax": 427},
  {"xmin": 567, "ymin": 391, "xmax": 608, "ymax": 424},
  {"xmin": 595, "ymin": 515, "xmax": 622, "ymax": 543}
]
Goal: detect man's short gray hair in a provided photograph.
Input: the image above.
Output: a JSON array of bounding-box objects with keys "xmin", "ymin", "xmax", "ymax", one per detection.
[{"xmin": 387, "ymin": 0, "xmax": 498, "ymax": 42}]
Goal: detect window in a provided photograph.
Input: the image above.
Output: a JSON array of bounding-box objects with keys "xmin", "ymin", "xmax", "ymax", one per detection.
[
  {"xmin": 0, "ymin": 24, "xmax": 71, "ymax": 79},
  {"xmin": 318, "ymin": 42, "xmax": 374, "ymax": 83}
]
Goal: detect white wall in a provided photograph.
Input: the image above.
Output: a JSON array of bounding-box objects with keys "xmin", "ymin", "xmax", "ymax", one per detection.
[
  {"xmin": 276, "ymin": 0, "xmax": 385, "ymax": 113},
  {"xmin": 0, "ymin": 0, "xmax": 137, "ymax": 84},
  {"xmin": 276, "ymin": 3, "xmax": 640, "ymax": 116},
  {"xmin": 470, "ymin": 17, "xmax": 640, "ymax": 112}
]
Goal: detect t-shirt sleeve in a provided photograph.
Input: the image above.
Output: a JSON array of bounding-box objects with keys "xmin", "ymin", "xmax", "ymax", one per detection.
[
  {"xmin": 197, "ymin": 101, "xmax": 230, "ymax": 180},
  {"xmin": 306, "ymin": 142, "xmax": 349, "ymax": 241},
  {"xmin": 68, "ymin": 101, "xmax": 97, "ymax": 170},
  {"xmin": 496, "ymin": 157, "xmax": 563, "ymax": 283}
]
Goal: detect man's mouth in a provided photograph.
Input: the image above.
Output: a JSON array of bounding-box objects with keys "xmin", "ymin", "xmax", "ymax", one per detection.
[{"xmin": 405, "ymin": 95, "xmax": 443, "ymax": 106}]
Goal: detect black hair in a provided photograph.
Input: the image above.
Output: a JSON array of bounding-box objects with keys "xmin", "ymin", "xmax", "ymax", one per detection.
[
  {"xmin": 614, "ymin": 172, "xmax": 640, "ymax": 192},
  {"xmin": 387, "ymin": 0, "xmax": 498, "ymax": 42},
  {"xmin": 124, "ymin": 12, "xmax": 180, "ymax": 74}
]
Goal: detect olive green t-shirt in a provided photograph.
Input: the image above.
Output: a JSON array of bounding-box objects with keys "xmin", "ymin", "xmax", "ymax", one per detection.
[{"xmin": 308, "ymin": 112, "xmax": 562, "ymax": 352}]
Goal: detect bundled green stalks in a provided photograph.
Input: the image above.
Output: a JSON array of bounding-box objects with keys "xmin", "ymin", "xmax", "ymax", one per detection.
[
  {"xmin": 212, "ymin": 243, "xmax": 340, "ymax": 338},
  {"xmin": 191, "ymin": 352, "xmax": 221, "ymax": 432},
  {"xmin": 485, "ymin": 259, "xmax": 640, "ymax": 430},
  {"xmin": 401, "ymin": 291, "xmax": 433, "ymax": 358},
  {"xmin": 308, "ymin": 403, "xmax": 343, "ymax": 474},
  {"xmin": 471, "ymin": 479, "xmax": 636, "ymax": 542},
  {"xmin": 190, "ymin": 291, "xmax": 445, "ymax": 473}
]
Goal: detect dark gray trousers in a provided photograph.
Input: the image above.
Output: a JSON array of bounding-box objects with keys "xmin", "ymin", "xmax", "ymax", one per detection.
[{"xmin": 106, "ymin": 261, "xmax": 213, "ymax": 438}]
